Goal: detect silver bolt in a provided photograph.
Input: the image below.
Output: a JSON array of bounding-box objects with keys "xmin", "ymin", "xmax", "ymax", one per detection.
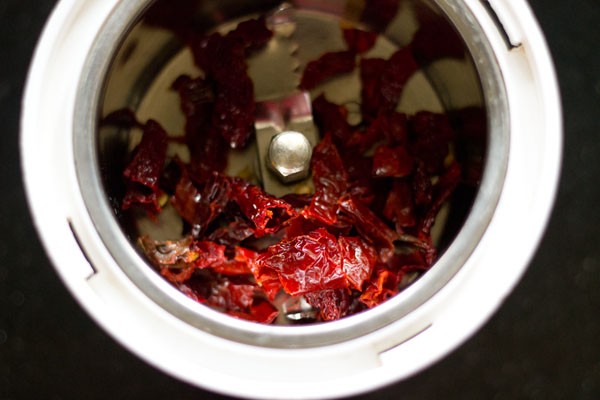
[{"xmin": 267, "ymin": 131, "xmax": 312, "ymax": 184}]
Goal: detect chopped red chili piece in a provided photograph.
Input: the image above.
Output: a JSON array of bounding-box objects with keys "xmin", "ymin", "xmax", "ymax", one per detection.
[
  {"xmin": 122, "ymin": 120, "xmax": 168, "ymax": 214},
  {"xmin": 171, "ymin": 75, "xmax": 229, "ymax": 179},
  {"xmin": 283, "ymin": 214, "xmax": 323, "ymax": 240},
  {"xmin": 343, "ymin": 28, "xmax": 378, "ymax": 54},
  {"xmin": 299, "ymin": 50, "xmax": 356, "ymax": 90},
  {"xmin": 280, "ymin": 193, "xmax": 313, "ymax": 210},
  {"xmin": 303, "ymin": 134, "xmax": 349, "ymax": 225},
  {"xmin": 227, "ymin": 17, "xmax": 273, "ymax": 51},
  {"xmin": 384, "ymin": 179, "xmax": 417, "ymax": 233},
  {"xmin": 347, "ymin": 111, "xmax": 408, "ymax": 153},
  {"xmin": 380, "ymin": 47, "xmax": 419, "ymax": 110},
  {"xmin": 360, "ymin": 48, "xmax": 418, "ymax": 121},
  {"xmin": 191, "ymin": 241, "xmax": 228, "ymax": 268},
  {"xmin": 372, "ymin": 145, "xmax": 414, "ymax": 177},
  {"xmin": 418, "ymin": 161, "xmax": 461, "ymax": 236},
  {"xmin": 230, "ymin": 178, "xmax": 296, "ymax": 237},
  {"xmin": 190, "ymin": 127, "xmax": 230, "ymax": 181},
  {"xmin": 256, "ymin": 228, "xmax": 347, "ymax": 296},
  {"xmin": 304, "ymin": 289, "xmax": 351, "ymax": 321},
  {"xmin": 312, "ymin": 94, "xmax": 352, "ymax": 143},
  {"xmin": 412, "ymin": 162, "xmax": 433, "ymax": 207},
  {"xmin": 339, "ymin": 236, "xmax": 378, "ymax": 291},
  {"xmin": 206, "ymin": 279, "xmax": 257, "ymax": 311},
  {"xmin": 171, "ymin": 170, "xmax": 231, "ymax": 236},
  {"xmin": 338, "ymin": 195, "xmax": 398, "ymax": 262},
  {"xmin": 379, "ymin": 111, "xmax": 409, "ymax": 146},
  {"xmin": 228, "ymin": 300, "xmax": 279, "ymax": 324},
  {"xmin": 359, "ymin": 58, "xmax": 388, "ymax": 121},
  {"xmin": 139, "ymin": 236, "xmax": 227, "ymax": 283},
  {"xmin": 171, "ymin": 75, "xmax": 214, "ymax": 137},
  {"xmin": 139, "ymin": 235, "xmax": 198, "ymax": 267},
  {"xmin": 191, "ymin": 18, "xmax": 273, "ymax": 149},
  {"xmin": 359, "ymin": 265, "xmax": 403, "ymax": 308},
  {"xmin": 192, "ymin": 17, "xmax": 273, "ymax": 78},
  {"xmin": 361, "ymin": 0, "xmax": 400, "ymax": 32},
  {"xmin": 178, "ymin": 273, "xmax": 261, "ymax": 314},
  {"xmin": 412, "ymin": 7, "xmax": 465, "ymax": 64},
  {"xmin": 207, "ymin": 218, "xmax": 255, "ymax": 247},
  {"xmin": 249, "ymin": 261, "xmax": 283, "ymax": 301},
  {"xmin": 212, "ymin": 73, "xmax": 257, "ymax": 149},
  {"xmin": 409, "ymin": 111, "xmax": 454, "ymax": 174}
]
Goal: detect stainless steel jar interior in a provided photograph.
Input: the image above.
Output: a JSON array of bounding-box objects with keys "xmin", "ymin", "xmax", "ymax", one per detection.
[{"xmin": 74, "ymin": 0, "xmax": 508, "ymax": 347}]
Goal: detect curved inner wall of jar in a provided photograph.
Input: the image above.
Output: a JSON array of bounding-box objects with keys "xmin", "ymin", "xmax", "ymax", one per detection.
[{"xmin": 77, "ymin": 0, "xmax": 507, "ymax": 347}]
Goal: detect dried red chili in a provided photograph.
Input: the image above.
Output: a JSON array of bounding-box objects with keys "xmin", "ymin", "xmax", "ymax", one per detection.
[
  {"xmin": 302, "ymin": 134, "xmax": 349, "ymax": 225},
  {"xmin": 229, "ymin": 177, "xmax": 296, "ymax": 237},
  {"xmin": 122, "ymin": 120, "xmax": 169, "ymax": 215},
  {"xmin": 343, "ymin": 28, "xmax": 378, "ymax": 54},
  {"xmin": 312, "ymin": 94, "xmax": 353, "ymax": 143},
  {"xmin": 409, "ymin": 111, "xmax": 454, "ymax": 174},
  {"xmin": 256, "ymin": 228, "xmax": 347, "ymax": 296},
  {"xmin": 361, "ymin": 0, "xmax": 400, "ymax": 32},
  {"xmin": 418, "ymin": 161, "xmax": 461, "ymax": 237},
  {"xmin": 338, "ymin": 195, "xmax": 398, "ymax": 262},
  {"xmin": 383, "ymin": 179, "xmax": 417, "ymax": 233},
  {"xmin": 299, "ymin": 51, "xmax": 356, "ymax": 90},
  {"xmin": 411, "ymin": 6, "xmax": 465, "ymax": 64},
  {"xmin": 359, "ymin": 265, "xmax": 403, "ymax": 308},
  {"xmin": 171, "ymin": 170, "xmax": 231, "ymax": 236},
  {"xmin": 190, "ymin": 18, "xmax": 273, "ymax": 149},
  {"xmin": 372, "ymin": 145, "xmax": 414, "ymax": 178},
  {"xmin": 304, "ymin": 289, "xmax": 351, "ymax": 321},
  {"xmin": 339, "ymin": 236, "xmax": 378, "ymax": 291},
  {"xmin": 360, "ymin": 48, "xmax": 419, "ymax": 121}
]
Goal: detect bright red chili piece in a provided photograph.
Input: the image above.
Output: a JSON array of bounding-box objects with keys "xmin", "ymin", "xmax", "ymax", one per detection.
[
  {"xmin": 339, "ymin": 236, "xmax": 378, "ymax": 291},
  {"xmin": 256, "ymin": 228, "xmax": 347, "ymax": 296},
  {"xmin": 230, "ymin": 178, "xmax": 296, "ymax": 237},
  {"xmin": 303, "ymin": 134, "xmax": 349, "ymax": 225}
]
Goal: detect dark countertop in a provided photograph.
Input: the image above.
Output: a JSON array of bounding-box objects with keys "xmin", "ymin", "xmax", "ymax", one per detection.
[{"xmin": 1, "ymin": 0, "xmax": 598, "ymax": 399}]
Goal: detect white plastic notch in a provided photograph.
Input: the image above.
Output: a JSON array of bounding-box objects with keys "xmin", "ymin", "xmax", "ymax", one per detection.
[
  {"xmin": 483, "ymin": 0, "xmax": 524, "ymax": 48},
  {"xmin": 67, "ymin": 220, "xmax": 98, "ymax": 280}
]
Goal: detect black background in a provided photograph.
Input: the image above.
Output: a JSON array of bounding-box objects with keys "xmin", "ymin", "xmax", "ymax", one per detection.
[{"xmin": 1, "ymin": 0, "xmax": 599, "ymax": 399}]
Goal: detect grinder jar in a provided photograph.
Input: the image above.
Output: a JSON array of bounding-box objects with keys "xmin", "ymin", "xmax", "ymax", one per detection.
[{"xmin": 21, "ymin": 0, "xmax": 561, "ymax": 398}]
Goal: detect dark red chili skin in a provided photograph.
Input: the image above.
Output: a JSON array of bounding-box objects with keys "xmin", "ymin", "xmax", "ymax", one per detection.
[
  {"xmin": 343, "ymin": 28, "xmax": 378, "ymax": 54},
  {"xmin": 122, "ymin": 120, "xmax": 169, "ymax": 214},
  {"xmin": 361, "ymin": 0, "xmax": 401, "ymax": 32},
  {"xmin": 338, "ymin": 195, "xmax": 398, "ymax": 262},
  {"xmin": 360, "ymin": 48, "xmax": 419, "ymax": 121},
  {"xmin": 300, "ymin": 51, "xmax": 356, "ymax": 90},
  {"xmin": 190, "ymin": 18, "xmax": 273, "ymax": 149}
]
